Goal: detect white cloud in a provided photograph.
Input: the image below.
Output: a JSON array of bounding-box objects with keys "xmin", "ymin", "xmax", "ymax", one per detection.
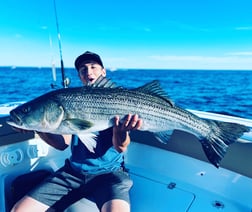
[
  {"xmin": 40, "ymin": 26, "xmax": 48, "ymax": 30},
  {"xmin": 226, "ymin": 52, "xmax": 252, "ymax": 56},
  {"xmin": 15, "ymin": 33, "xmax": 22, "ymax": 38},
  {"xmin": 150, "ymin": 55, "xmax": 206, "ymax": 61},
  {"xmin": 143, "ymin": 27, "xmax": 151, "ymax": 32},
  {"xmin": 147, "ymin": 54, "xmax": 252, "ymax": 70},
  {"xmin": 235, "ymin": 26, "xmax": 252, "ymax": 30}
]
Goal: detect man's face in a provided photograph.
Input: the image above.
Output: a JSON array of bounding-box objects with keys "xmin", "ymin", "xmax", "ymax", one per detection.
[{"xmin": 78, "ymin": 62, "xmax": 106, "ymax": 85}]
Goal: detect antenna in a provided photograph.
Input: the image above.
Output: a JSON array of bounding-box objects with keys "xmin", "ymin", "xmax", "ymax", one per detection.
[{"xmin": 53, "ymin": 0, "xmax": 69, "ymax": 88}]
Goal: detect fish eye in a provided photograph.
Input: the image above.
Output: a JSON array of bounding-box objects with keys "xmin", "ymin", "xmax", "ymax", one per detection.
[{"xmin": 21, "ymin": 106, "xmax": 30, "ymax": 113}]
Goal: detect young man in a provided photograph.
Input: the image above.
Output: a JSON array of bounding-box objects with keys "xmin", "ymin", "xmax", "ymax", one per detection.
[{"xmin": 11, "ymin": 51, "xmax": 142, "ymax": 212}]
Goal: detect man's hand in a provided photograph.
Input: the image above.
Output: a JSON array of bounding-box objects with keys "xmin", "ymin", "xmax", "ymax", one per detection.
[{"xmin": 112, "ymin": 114, "xmax": 142, "ymax": 152}]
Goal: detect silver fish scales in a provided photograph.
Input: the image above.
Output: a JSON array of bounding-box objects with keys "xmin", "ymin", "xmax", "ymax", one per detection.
[{"xmin": 7, "ymin": 77, "xmax": 250, "ymax": 167}]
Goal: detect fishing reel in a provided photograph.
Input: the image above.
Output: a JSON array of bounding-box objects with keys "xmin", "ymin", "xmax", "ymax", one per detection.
[{"xmin": 50, "ymin": 77, "xmax": 70, "ymax": 89}]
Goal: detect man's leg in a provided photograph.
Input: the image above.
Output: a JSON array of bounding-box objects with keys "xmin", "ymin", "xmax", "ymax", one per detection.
[{"xmin": 11, "ymin": 196, "xmax": 50, "ymax": 212}]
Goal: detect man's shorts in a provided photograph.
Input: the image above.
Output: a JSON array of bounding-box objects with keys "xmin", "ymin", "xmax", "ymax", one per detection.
[{"xmin": 28, "ymin": 159, "xmax": 133, "ymax": 211}]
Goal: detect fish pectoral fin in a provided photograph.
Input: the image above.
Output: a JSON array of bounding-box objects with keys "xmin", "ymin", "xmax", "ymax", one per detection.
[
  {"xmin": 78, "ymin": 133, "xmax": 97, "ymax": 153},
  {"xmin": 154, "ymin": 130, "xmax": 174, "ymax": 144},
  {"xmin": 64, "ymin": 119, "xmax": 93, "ymax": 131}
]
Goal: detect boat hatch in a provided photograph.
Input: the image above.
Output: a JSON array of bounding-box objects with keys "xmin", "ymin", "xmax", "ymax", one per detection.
[{"xmin": 130, "ymin": 173, "xmax": 195, "ymax": 211}]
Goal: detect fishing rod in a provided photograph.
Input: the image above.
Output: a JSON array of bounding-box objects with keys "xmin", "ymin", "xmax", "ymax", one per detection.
[{"xmin": 53, "ymin": 0, "xmax": 69, "ymax": 88}]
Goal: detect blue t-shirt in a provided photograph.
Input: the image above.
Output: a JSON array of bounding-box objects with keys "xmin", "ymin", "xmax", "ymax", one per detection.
[{"xmin": 69, "ymin": 128, "xmax": 124, "ymax": 174}]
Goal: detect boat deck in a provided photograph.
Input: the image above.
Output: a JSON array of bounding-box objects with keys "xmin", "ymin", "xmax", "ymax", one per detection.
[{"xmin": 127, "ymin": 142, "xmax": 252, "ymax": 212}]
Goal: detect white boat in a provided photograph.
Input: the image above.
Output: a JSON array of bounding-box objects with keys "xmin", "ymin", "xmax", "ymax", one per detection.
[{"xmin": 0, "ymin": 103, "xmax": 251, "ymax": 212}]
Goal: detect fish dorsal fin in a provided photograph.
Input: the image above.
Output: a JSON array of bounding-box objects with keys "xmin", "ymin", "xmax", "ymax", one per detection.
[
  {"xmin": 134, "ymin": 80, "xmax": 174, "ymax": 106},
  {"xmin": 89, "ymin": 76, "xmax": 117, "ymax": 88}
]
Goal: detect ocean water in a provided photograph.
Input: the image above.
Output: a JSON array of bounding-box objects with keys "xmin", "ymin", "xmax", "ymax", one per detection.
[{"xmin": 1, "ymin": 67, "xmax": 252, "ymax": 119}]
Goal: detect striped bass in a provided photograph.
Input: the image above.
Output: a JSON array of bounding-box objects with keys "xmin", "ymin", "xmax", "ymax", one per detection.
[{"xmin": 7, "ymin": 77, "xmax": 250, "ymax": 167}]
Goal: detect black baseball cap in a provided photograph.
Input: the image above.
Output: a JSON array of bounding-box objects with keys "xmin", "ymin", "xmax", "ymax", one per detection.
[{"xmin": 74, "ymin": 51, "xmax": 104, "ymax": 70}]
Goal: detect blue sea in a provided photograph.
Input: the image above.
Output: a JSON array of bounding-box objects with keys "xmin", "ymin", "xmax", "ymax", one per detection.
[{"xmin": 1, "ymin": 67, "xmax": 252, "ymax": 119}]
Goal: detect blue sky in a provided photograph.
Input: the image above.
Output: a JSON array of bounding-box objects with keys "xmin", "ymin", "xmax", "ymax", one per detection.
[{"xmin": 1, "ymin": 0, "xmax": 252, "ymax": 69}]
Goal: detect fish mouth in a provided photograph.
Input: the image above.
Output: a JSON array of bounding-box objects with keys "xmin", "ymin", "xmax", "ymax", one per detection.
[{"xmin": 7, "ymin": 110, "xmax": 23, "ymax": 126}]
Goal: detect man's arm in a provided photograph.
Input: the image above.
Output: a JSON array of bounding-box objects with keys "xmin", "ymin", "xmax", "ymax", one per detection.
[
  {"xmin": 36, "ymin": 132, "xmax": 72, "ymax": 151},
  {"xmin": 112, "ymin": 114, "xmax": 142, "ymax": 152},
  {"xmin": 12, "ymin": 126, "xmax": 71, "ymax": 151}
]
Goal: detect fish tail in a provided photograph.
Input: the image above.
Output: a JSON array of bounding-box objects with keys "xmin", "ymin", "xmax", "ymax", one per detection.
[{"xmin": 200, "ymin": 120, "xmax": 250, "ymax": 168}]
